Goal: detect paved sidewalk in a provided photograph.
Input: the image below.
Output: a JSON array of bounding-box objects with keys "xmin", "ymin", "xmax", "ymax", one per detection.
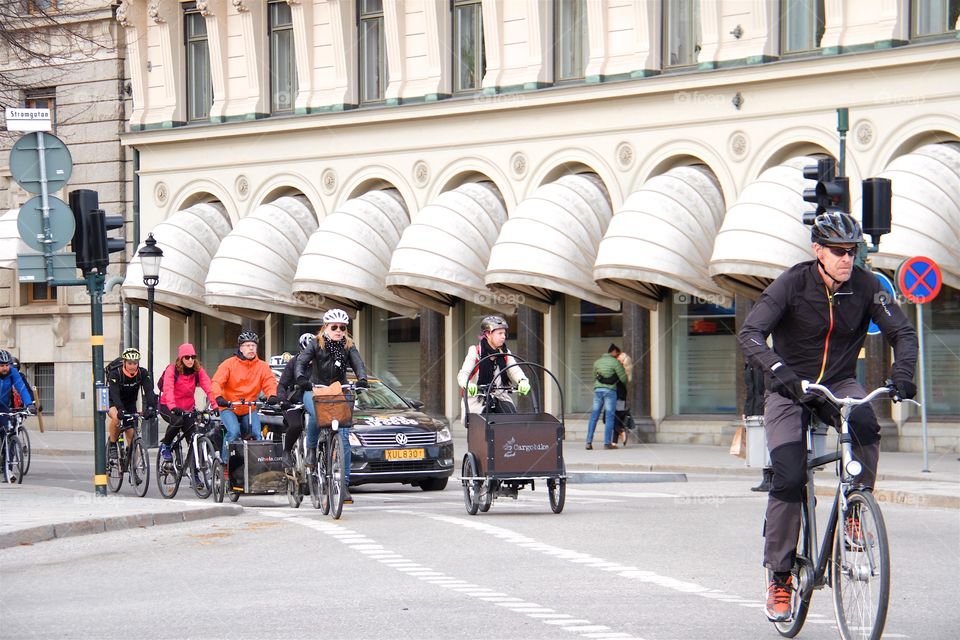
[{"xmin": 2, "ymin": 428, "xmax": 957, "ymax": 550}]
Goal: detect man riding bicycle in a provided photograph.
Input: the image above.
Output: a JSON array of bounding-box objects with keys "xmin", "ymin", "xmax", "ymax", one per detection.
[
  {"xmin": 294, "ymin": 309, "xmax": 369, "ymax": 505},
  {"xmin": 0, "ymin": 350, "xmax": 36, "ymax": 428},
  {"xmin": 106, "ymin": 348, "xmax": 158, "ymax": 460},
  {"xmin": 211, "ymin": 331, "xmax": 279, "ymax": 465},
  {"xmin": 738, "ymin": 211, "xmax": 917, "ymax": 622}
]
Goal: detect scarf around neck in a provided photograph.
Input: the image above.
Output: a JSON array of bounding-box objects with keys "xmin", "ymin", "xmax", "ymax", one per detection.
[
  {"xmin": 327, "ymin": 337, "xmax": 347, "ymax": 372},
  {"xmin": 477, "ymin": 339, "xmax": 509, "ymax": 387}
]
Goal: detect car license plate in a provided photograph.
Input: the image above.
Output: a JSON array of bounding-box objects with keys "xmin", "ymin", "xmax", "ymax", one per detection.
[{"xmin": 385, "ymin": 448, "xmax": 424, "ymax": 461}]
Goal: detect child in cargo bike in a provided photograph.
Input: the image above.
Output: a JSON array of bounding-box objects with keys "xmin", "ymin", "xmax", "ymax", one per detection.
[
  {"xmin": 457, "ymin": 315, "xmax": 531, "ymax": 415},
  {"xmin": 294, "ymin": 309, "xmax": 369, "ymax": 505}
]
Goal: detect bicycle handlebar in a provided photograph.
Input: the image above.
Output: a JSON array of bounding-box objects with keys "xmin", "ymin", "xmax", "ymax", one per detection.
[{"xmin": 801, "ymin": 382, "xmax": 920, "ymax": 407}]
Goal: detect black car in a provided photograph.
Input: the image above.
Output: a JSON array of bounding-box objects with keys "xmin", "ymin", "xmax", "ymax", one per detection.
[{"xmin": 269, "ymin": 355, "xmax": 454, "ymax": 491}]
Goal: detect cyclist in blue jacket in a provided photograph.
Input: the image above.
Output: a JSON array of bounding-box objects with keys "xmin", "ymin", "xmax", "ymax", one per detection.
[{"xmin": 0, "ymin": 350, "xmax": 36, "ymax": 428}]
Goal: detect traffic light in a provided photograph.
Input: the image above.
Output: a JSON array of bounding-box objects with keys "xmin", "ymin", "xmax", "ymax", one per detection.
[
  {"xmin": 802, "ymin": 158, "xmax": 850, "ymax": 221},
  {"xmin": 861, "ymin": 177, "xmax": 892, "ymax": 248},
  {"xmin": 68, "ymin": 189, "xmax": 126, "ymax": 274}
]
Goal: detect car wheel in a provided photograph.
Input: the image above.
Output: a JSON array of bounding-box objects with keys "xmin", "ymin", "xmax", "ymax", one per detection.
[{"xmin": 419, "ymin": 477, "xmax": 448, "ymax": 492}]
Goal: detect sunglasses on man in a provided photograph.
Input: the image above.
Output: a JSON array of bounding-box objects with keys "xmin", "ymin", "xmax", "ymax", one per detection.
[{"xmin": 825, "ymin": 246, "xmax": 857, "ymax": 258}]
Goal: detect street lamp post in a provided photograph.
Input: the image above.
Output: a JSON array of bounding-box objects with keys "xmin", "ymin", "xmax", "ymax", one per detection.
[{"xmin": 138, "ymin": 232, "xmax": 163, "ymax": 446}]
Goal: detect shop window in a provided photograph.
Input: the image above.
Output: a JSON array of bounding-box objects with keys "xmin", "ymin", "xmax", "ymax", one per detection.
[
  {"xmin": 453, "ymin": 0, "xmax": 484, "ymax": 93},
  {"xmin": 359, "ymin": 0, "xmax": 387, "ymax": 103},
  {"xmin": 920, "ymin": 286, "xmax": 960, "ymax": 415},
  {"xmin": 368, "ymin": 308, "xmax": 421, "ymax": 399},
  {"xmin": 781, "ymin": 0, "xmax": 825, "ymax": 54},
  {"xmin": 663, "ymin": 0, "xmax": 701, "ymax": 68},
  {"xmin": 184, "ymin": 2, "xmax": 213, "ymax": 121},
  {"xmin": 912, "ymin": 0, "xmax": 960, "ymax": 38},
  {"xmin": 564, "ymin": 298, "xmax": 622, "ymax": 413},
  {"xmin": 671, "ymin": 295, "xmax": 737, "ymax": 414},
  {"xmin": 269, "ymin": 0, "xmax": 297, "ymax": 113},
  {"xmin": 555, "ymin": 0, "xmax": 587, "ymax": 82}
]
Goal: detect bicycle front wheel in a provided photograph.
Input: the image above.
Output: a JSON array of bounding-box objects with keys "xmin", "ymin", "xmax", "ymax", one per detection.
[
  {"xmin": 156, "ymin": 441, "xmax": 182, "ymax": 499},
  {"xmin": 130, "ymin": 438, "xmax": 150, "ymax": 497},
  {"xmin": 106, "ymin": 441, "xmax": 123, "ymax": 492},
  {"xmin": 832, "ymin": 489, "xmax": 890, "ymax": 640},
  {"xmin": 329, "ymin": 435, "xmax": 346, "ymax": 519},
  {"xmin": 193, "ymin": 437, "xmax": 216, "ymax": 499},
  {"xmin": 17, "ymin": 425, "xmax": 30, "ymax": 475},
  {"xmin": 3, "ymin": 435, "xmax": 25, "ymax": 484}
]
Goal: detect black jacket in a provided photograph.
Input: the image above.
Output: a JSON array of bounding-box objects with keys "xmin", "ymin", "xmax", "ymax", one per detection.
[
  {"xmin": 278, "ymin": 356, "xmax": 300, "ymax": 403},
  {"xmin": 738, "ymin": 261, "xmax": 917, "ymax": 387},
  {"xmin": 107, "ymin": 365, "xmax": 157, "ymax": 410},
  {"xmin": 294, "ymin": 338, "xmax": 367, "ymax": 388},
  {"xmin": 743, "ymin": 363, "xmax": 765, "ymax": 416}
]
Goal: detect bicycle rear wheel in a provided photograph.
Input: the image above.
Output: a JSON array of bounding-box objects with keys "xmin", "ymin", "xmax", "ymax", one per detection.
[
  {"xmin": 3, "ymin": 436, "xmax": 24, "ymax": 484},
  {"xmin": 130, "ymin": 438, "xmax": 150, "ymax": 497},
  {"xmin": 329, "ymin": 435, "xmax": 345, "ymax": 519},
  {"xmin": 106, "ymin": 441, "xmax": 124, "ymax": 492},
  {"xmin": 156, "ymin": 441, "xmax": 182, "ymax": 499},
  {"xmin": 193, "ymin": 437, "xmax": 216, "ymax": 499},
  {"xmin": 832, "ymin": 489, "xmax": 889, "ymax": 640},
  {"xmin": 774, "ymin": 499, "xmax": 813, "ymax": 637},
  {"xmin": 17, "ymin": 425, "xmax": 30, "ymax": 475}
]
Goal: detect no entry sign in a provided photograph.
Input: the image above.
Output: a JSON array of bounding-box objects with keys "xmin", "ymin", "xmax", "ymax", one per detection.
[{"xmin": 896, "ymin": 256, "xmax": 942, "ymax": 304}]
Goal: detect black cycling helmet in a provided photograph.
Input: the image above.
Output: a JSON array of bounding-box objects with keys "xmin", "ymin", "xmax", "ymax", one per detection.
[
  {"xmin": 238, "ymin": 331, "xmax": 259, "ymax": 346},
  {"xmin": 810, "ymin": 212, "xmax": 863, "ymax": 246},
  {"xmin": 480, "ymin": 315, "xmax": 508, "ymax": 333},
  {"xmin": 0, "ymin": 349, "xmax": 12, "ymax": 365}
]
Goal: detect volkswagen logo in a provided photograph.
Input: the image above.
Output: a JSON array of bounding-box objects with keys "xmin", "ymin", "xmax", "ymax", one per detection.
[{"xmin": 395, "ymin": 433, "xmax": 408, "ymax": 446}]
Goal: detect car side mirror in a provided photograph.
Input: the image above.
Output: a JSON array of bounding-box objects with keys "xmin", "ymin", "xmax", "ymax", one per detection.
[{"xmin": 406, "ymin": 397, "xmax": 424, "ymax": 410}]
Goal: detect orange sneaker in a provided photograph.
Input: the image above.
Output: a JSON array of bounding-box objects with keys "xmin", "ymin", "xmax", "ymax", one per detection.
[{"xmin": 765, "ymin": 575, "xmax": 793, "ymax": 622}]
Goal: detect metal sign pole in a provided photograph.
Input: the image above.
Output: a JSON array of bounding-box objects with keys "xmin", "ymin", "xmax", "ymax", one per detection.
[
  {"xmin": 916, "ymin": 303, "xmax": 929, "ymax": 473},
  {"xmin": 34, "ymin": 131, "xmax": 56, "ymax": 281}
]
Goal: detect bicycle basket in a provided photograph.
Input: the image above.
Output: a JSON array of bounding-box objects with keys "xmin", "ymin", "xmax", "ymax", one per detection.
[{"xmin": 313, "ymin": 391, "xmax": 354, "ymax": 426}]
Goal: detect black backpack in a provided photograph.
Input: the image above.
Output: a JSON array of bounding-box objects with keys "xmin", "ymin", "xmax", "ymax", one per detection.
[{"xmin": 104, "ymin": 357, "xmax": 124, "ymax": 379}]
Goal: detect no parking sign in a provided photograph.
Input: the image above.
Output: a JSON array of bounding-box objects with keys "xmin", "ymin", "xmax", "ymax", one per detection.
[{"xmin": 895, "ymin": 256, "xmax": 942, "ymax": 305}]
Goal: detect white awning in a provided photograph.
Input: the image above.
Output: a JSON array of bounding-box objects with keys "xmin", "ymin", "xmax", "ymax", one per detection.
[
  {"xmin": 122, "ymin": 202, "xmax": 241, "ymax": 322},
  {"xmin": 0, "ymin": 209, "xmax": 29, "ymax": 270},
  {"xmin": 386, "ymin": 182, "xmax": 508, "ymax": 314},
  {"xmin": 204, "ymin": 196, "xmax": 319, "ymax": 319},
  {"xmin": 293, "ymin": 189, "xmax": 418, "ymax": 316},
  {"xmin": 594, "ymin": 165, "xmax": 730, "ymax": 309},
  {"xmin": 485, "ymin": 173, "xmax": 619, "ymax": 312},
  {"xmin": 860, "ymin": 142, "xmax": 960, "ymax": 289},
  {"xmin": 709, "ymin": 156, "xmax": 818, "ymax": 299}
]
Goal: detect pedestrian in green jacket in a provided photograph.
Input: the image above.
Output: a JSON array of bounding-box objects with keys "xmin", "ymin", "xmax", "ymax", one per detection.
[{"xmin": 585, "ymin": 344, "xmax": 627, "ymax": 449}]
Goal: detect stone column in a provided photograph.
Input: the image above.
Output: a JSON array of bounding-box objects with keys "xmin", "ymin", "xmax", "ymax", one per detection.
[
  {"xmin": 515, "ymin": 305, "xmax": 544, "ymax": 394},
  {"xmin": 735, "ymin": 294, "xmax": 753, "ymax": 418},
  {"xmin": 419, "ymin": 308, "xmax": 445, "ymax": 418}
]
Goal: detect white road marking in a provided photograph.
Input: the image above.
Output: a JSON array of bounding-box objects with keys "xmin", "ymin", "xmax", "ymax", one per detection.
[{"xmin": 255, "ymin": 509, "xmax": 647, "ymax": 640}]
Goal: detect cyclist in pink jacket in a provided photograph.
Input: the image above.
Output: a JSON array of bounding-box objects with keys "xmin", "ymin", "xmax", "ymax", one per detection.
[{"xmin": 158, "ymin": 343, "xmax": 217, "ymax": 462}]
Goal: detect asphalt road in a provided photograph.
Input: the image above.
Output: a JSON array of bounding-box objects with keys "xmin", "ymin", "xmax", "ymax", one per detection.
[{"xmin": 3, "ymin": 457, "xmax": 958, "ymax": 640}]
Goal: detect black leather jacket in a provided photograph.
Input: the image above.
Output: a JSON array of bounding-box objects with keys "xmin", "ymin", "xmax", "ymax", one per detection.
[{"xmin": 294, "ymin": 338, "xmax": 367, "ymax": 388}]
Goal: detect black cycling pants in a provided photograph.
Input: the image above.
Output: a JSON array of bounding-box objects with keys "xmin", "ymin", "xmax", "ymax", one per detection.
[
  {"xmin": 159, "ymin": 406, "xmax": 191, "ymax": 447},
  {"xmin": 282, "ymin": 407, "xmax": 305, "ymax": 453}
]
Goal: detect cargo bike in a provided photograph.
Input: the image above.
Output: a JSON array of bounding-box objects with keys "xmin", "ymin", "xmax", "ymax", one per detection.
[
  {"xmin": 461, "ymin": 359, "xmax": 566, "ymax": 514},
  {"xmin": 209, "ymin": 400, "xmax": 288, "ymax": 503}
]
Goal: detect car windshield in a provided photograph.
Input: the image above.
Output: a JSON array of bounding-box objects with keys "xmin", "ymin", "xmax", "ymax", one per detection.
[{"xmin": 355, "ymin": 380, "xmax": 409, "ymax": 411}]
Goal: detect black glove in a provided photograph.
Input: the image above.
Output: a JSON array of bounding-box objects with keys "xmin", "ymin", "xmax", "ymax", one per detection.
[
  {"xmin": 892, "ymin": 377, "xmax": 917, "ymax": 401},
  {"xmin": 172, "ymin": 407, "xmax": 185, "ymax": 417},
  {"xmin": 143, "ymin": 406, "xmax": 157, "ymax": 420},
  {"xmin": 25, "ymin": 404, "xmax": 37, "ymax": 415},
  {"xmin": 355, "ymin": 378, "xmax": 369, "ymax": 389},
  {"xmin": 280, "ymin": 400, "xmax": 292, "ymax": 411},
  {"xmin": 216, "ymin": 396, "xmax": 229, "ymax": 408},
  {"xmin": 769, "ymin": 364, "xmax": 803, "ymax": 400},
  {"xmin": 267, "ymin": 395, "xmax": 279, "ymax": 406},
  {"xmin": 297, "ymin": 378, "xmax": 312, "ymax": 391}
]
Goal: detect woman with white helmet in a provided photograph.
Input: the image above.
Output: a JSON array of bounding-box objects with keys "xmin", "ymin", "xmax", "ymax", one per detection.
[
  {"xmin": 457, "ymin": 315, "xmax": 530, "ymax": 415},
  {"xmin": 294, "ymin": 309, "xmax": 368, "ymax": 503}
]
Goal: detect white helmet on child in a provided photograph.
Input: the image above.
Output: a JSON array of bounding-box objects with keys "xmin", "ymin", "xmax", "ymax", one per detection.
[
  {"xmin": 299, "ymin": 332, "xmax": 315, "ymax": 350},
  {"xmin": 322, "ymin": 308, "xmax": 350, "ymax": 325}
]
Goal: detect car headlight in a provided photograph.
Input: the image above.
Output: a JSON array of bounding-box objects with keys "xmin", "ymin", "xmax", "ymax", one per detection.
[
  {"xmin": 348, "ymin": 432, "xmax": 361, "ymax": 446},
  {"xmin": 436, "ymin": 426, "xmax": 452, "ymax": 443}
]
